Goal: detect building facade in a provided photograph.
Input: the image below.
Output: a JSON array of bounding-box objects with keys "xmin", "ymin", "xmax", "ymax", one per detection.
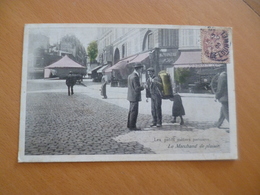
[
  {"xmin": 97, "ymin": 27, "xmax": 181, "ymax": 86},
  {"xmin": 97, "ymin": 26, "xmax": 220, "ymax": 93}
]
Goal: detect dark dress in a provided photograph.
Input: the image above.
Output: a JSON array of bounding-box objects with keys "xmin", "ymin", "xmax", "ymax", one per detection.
[{"xmin": 172, "ymin": 93, "xmax": 185, "ymax": 117}]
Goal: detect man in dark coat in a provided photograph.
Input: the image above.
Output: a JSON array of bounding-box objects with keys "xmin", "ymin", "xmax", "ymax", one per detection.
[
  {"xmin": 215, "ymin": 69, "xmax": 229, "ymax": 128},
  {"xmin": 66, "ymin": 71, "xmax": 76, "ymax": 96},
  {"xmin": 127, "ymin": 63, "xmax": 144, "ymax": 130},
  {"xmin": 146, "ymin": 67, "xmax": 163, "ymax": 127}
]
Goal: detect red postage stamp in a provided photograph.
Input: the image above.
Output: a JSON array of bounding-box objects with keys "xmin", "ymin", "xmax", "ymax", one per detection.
[{"xmin": 201, "ymin": 28, "xmax": 231, "ymax": 63}]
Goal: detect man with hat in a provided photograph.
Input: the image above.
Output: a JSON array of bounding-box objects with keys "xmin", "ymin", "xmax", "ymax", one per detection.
[
  {"xmin": 214, "ymin": 66, "xmax": 229, "ymax": 128},
  {"xmin": 127, "ymin": 63, "xmax": 144, "ymax": 130},
  {"xmin": 145, "ymin": 67, "xmax": 163, "ymax": 127},
  {"xmin": 66, "ymin": 71, "xmax": 76, "ymax": 96}
]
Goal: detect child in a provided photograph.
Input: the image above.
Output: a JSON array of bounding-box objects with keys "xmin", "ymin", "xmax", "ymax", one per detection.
[{"xmin": 170, "ymin": 92, "xmax": 185, "ymax": 125}]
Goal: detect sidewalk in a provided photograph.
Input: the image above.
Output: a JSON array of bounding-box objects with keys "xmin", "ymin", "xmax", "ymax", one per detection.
[
  {"xmin": 77, "ymin": 82, "xmax": 222, "ymax": 123},
  {"xmin": 27, "ymin": 79, "xmax": 224, "ymax": 123},
  {"xmin": 76, "ymin": 82, "xmax": 230, "ymax": 156}
]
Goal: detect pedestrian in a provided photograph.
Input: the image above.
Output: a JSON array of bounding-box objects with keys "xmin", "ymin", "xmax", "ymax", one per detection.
[
  {"xmin": 127, "ymin": 63, "xmax": 144, "ymax": 131},
  {"xmin": 214, "ymin": 68, "xmax": 229, "ymax": 128},
  {"xmin": 145, "ymin": 67, "xmax": 163, "ymax": 127},
  {"xmin": 66, "ymin": 71, "xmax": 76, "ymax": 96},
  {"xmin": 170, "ymin": 91, "xmax": 185, "ymax": 125},
  {"xmin": 100, "ymin": 76, "xmax": 108, "ymax": 99}
]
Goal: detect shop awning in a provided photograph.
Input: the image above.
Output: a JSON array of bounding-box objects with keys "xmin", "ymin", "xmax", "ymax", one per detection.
[
  {"xmin": 129, "ymin": 52, "xmax": 150, "ymax": 63},
  {"xmin": 105, "ymin": 55, "xmax": 138, "ymax": 73},
  {"xmin": 174, "ymin": 64, "xmax": 224, "ymax": 68},
  {"xmin": 97, "ymin": 65, "xmax": 109, "ymax": 73},
  {"xmin": 173, "ymin": 51, "xmax": 224, "ymax": 68},
  {"xmin": 91, "ymin": 65, "xmax": 103, "ymax": 72},
  {"xmin": 105, "ymin": 52, "xmax": 150, "ymax": 73},
  {"xmin": 174, "ymin": 51, "xmax": 202, "ymax": 65},
  {"xmin": 87, "ymin": 65, "xmax": 103, "ymax": 75}
]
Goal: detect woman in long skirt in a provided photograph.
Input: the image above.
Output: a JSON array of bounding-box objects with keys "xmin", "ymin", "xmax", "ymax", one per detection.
[{"xmin": 171, "ymin": 93, "xmax": 185, "ymax": 125}]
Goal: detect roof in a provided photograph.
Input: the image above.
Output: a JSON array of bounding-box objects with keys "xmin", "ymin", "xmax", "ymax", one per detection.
[{"xmin": 45, "ymin": 55, "xmax": 85, "ymax": 69}]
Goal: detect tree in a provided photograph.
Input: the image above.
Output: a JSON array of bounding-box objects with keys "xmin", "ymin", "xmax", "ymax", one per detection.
[
  {"xmin": 87, "ymin": 41, "xmax": 98, "ymax": 64},
  {"xmin": 174, "ymin": 68, "xmax": 191, "ymax": 90}
]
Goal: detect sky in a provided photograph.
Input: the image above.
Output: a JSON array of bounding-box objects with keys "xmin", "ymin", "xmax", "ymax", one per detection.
[{"xmin": 27, "ymin": 25, "xmax": 98, "ymax": 48}]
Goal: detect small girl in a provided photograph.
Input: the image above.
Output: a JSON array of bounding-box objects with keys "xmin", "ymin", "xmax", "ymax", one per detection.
[{"xmin": 170, "ymin": 93, "xmax": 185, "ymax": 125}]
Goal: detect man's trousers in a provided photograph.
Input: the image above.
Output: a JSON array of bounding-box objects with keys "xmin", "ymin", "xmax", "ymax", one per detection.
[{"xmin": 127, "ymin": 101, "xmax": 139, "ymax": 129}]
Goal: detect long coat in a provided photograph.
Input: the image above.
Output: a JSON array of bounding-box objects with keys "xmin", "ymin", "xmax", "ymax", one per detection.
[
  {"xmin": 127, "ymin": 72, "xmax": 144, "ymax": 102},
  {"xmin": 172, "ymin": 93, "xmax": 185, "ymax": 117},
  {"xmin": 215, "ymin": 71, "xmax": 228, "ymax": 103},
  {"xmin": 66, "ymin": 74, "xmax": 76, "ymax": 87}
]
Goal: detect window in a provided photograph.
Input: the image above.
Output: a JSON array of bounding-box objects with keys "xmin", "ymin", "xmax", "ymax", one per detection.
[
  {"xmin": 160, "ymin": 29, "xmax": 178, "ymax": 48},
  {"xmin": 148, "ymin": 33, "xmax": 154, "ymax": 49},
  {"xmin": 122, "ymin": 43, "xmax": 127, "ymax": 58},
  {"xmin": 179, "ymin": 29, "xmax": 200, "ymax": 50},
  {"xmin": 142, "ymin": 30, "xmax": 155, "ymax": 51}
]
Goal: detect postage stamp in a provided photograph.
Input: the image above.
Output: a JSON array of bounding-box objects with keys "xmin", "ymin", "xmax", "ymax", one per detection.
[
  {"xmin": 18, "ymin": 24, "xmax": 237, "ymax": 162},
  {"xmin": 201, "ymin": 28, "xmax": 231, "ymax": 63}
]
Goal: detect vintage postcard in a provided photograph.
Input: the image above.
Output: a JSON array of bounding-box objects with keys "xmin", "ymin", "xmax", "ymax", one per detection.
[{"xmin": 19, "ymin": 24, "xmax": 237, "ymax": 162}]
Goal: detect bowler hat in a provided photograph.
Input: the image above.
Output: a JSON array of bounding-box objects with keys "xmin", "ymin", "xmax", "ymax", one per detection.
[{"xmin": 134, "ymin": 63, "xmax": 143, "ymax": 69}]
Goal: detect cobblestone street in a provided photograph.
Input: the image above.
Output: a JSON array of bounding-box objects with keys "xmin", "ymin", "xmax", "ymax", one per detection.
[
  {"xmin": 23, "ymin": 79, "xmax": 230, "ymax": 156},
  {"xmin": 25, "ymin": 92, "xmax": 157, "ymax": 155}
]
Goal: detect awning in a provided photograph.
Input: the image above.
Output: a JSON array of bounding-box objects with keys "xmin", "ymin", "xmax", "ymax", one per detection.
[
  {"xmin": 129, "ymin": 52, "xmax": 150, "ymax": 63},
  {"xmin": 105, "ymin": 52, "xmax": 150, "ymax": 73},
  {"xmin": 173, "ymin": 51, "xmax": 224, "ymax": 68},
  {"xmin": 174, "ymin": 51, "xmax": 202, "ymax": 65},
  {"xmin": 104, "ymin": 55, "xmax": 138, "ymax": 73},
  {"xmin": 91, "ymin": 65, "xmax": 103, "ymax": 72},
  {"xmin": 174, "ymin": 64, "xmax": 224, "ymax": 68},
  {"xmin": 97, "ymin": 65, "xmax": 110, "ymax": 73},
  {"xmin": 87, "ymin": 65, "xmax": 103, "ymax": 75}
]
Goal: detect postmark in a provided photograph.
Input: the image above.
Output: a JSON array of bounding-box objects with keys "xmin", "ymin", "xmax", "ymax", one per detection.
[{"xmin": 201, "ymin": 28, "xmax": 231, "ymax": 63}]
